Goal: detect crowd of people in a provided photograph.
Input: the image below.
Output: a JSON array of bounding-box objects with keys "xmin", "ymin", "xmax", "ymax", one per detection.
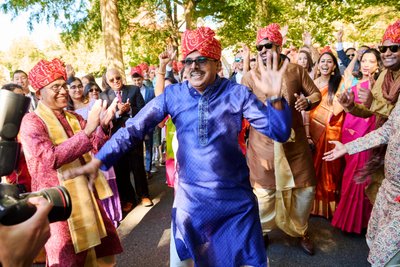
[{"xmin": 0, "ymin": 18, "xmax": 399, "ymax": 267}]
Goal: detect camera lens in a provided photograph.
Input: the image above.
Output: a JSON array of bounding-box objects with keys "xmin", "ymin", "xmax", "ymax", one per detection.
[
  {"xmin": 0, "ymin": 185, "xmax": 72, "ymax": 225},
  {"xmin": 40, "ymin": 186, "xmax": 72, "ymax": 223}
]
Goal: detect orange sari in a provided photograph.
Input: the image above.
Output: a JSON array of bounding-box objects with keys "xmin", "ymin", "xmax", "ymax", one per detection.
[{"xmin": 309, "ymin": 85, "xmax": 345, "ymax": 219}]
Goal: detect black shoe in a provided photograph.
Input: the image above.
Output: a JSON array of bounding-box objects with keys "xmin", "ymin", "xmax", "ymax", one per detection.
[
  {"xmin": 263, "ymin": 234, "xmax": 269, "ymax": 248},
  {"xmin": 299, "ymin": 234, "xmax": 314, "ymax": 255}
]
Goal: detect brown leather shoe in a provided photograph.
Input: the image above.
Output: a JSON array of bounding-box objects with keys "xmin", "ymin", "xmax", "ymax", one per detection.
[
  {"xmin": 299, "ymin": 234, "xmax": 314, "ymax": 255},
  {"xmin": 141, "ymin": 197, "xmax": 154, "ymax": 207},
  {"xmin": 122, "ymin": 202, "xmax": 134, "ymax": 213}
]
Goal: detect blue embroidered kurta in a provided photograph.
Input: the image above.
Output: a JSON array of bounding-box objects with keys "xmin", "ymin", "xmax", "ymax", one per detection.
[{"xmin": 96, "ymin": 77, "xmax": 292, "ymax": 267}]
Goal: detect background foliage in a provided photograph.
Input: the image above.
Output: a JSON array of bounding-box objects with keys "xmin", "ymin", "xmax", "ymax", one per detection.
[{"xmin": 0, "ymin": 0, "xmax": 398, "ymax": 84}]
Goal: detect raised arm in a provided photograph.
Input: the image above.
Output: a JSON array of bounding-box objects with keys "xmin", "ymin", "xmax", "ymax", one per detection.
[{"xmin": 155, "ymin": 45, "xmax": 177, "ymax": 96}]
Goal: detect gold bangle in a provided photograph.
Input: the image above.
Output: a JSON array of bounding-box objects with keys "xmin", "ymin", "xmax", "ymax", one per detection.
[
  {"xmin": 304, "ymin": 123, "xmax": 310, "ymax": 126},
  {"xmin": 157, "ymin": 71, "xmax": 166, "ymax": 75}
]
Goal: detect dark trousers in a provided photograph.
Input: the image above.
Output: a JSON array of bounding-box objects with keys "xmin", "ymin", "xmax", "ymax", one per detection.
[
  {"xmin": 144, "ymin": 134, "xmax": 153, "ymax": 172},
  {"xmin": 113, "ymin": 142, "xmax": 149, "ymax": 203}
]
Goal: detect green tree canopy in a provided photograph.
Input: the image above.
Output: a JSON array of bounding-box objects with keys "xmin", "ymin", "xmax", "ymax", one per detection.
[{"xmin": 0, "ymin": 0, "xmax": 399, "ymax": 74}]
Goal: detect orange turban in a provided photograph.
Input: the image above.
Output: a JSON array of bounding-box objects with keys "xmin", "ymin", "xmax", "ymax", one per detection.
[
  {"xmin": 130, "ymin": 66, "xmax": 143, "ymax": 77},
  {"xmin": 181, "ymin": 27, "xmax": 221, "ymax": 60},
  {"xmin": 257, "ymin": 23, "xmax": 283, "ymax": 46},
  {"xmin": 382, "ymin": 20, "xmax": 400, "ymax": 44},
  {"xmin": 28, "ymin": 58, "xmax": 67, "ymax": 92}
]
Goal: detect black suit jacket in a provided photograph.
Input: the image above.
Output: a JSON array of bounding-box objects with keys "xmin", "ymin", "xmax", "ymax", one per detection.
[{"xmin": 100, "ymin": 85, "xmax": 145, "ymax": 134}]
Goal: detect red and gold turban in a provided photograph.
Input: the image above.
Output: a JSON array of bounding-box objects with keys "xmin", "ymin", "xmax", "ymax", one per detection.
[
  {"xmin": 130, "ymin": 66, "xmax": 143, "ymax": 77},
  {"xmin": 382, "ymin": 20, "xmax": 400, "ymax": 44},
  {"xmin": 28, "ymin": 58, "xmax": 67, "ymax": 92},
  {"xmin": 257, "ymin": 23, "xmax": 283, "ymax": 46},
  {"xmin": 181, "ymin": 26, "xmax": 221, "ymax": 60}
]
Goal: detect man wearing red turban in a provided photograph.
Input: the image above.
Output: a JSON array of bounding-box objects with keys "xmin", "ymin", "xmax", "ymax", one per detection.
[
  {"xmin": 242, "ymin": 23, "xmax": 322, "ymax": 256},
  {"xmin": 181, "ymin": 26, "xmax": 221, "ymax": 61},
  {"xmin": 20, "ymin": 58, "xmax": 122, "ymax": 266},
  {"xmin": 28, "ymin": 58, "xmax": 67, "ymax": 92},
  {"xmin": 65, "ymin": 26, "xmax": 293, "ymax": 266},
  {"xmin": 335, "ymin": 19, "xmax": 400, "ymax": 266}
]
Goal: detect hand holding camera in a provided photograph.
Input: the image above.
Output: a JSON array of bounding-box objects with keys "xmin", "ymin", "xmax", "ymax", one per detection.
[{"xmin": 0, "ymin": 197, "xmax": 51, "ymax": 267}]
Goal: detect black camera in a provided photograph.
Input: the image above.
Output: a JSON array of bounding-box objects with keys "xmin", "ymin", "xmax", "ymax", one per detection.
[
  {"xmin": 0, "ymin": 183, "xmax": 72, "ymax": 225},
  {"xmin": 0, "ymin": 89, "xmax": 72, "ymax": 225}
]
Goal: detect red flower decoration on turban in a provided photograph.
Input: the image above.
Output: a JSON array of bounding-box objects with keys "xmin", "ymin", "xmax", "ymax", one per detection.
[
  {"xmin": 256, "ymin": 23, "xmax": 283, "ymax": 46},
  {"xmin": 181, "ymin": 26, "xmax": 221, "ymax": 60},
  {"xmin": 130, "ymin": 66, "xmax": 143, "ymax": 77},
  {"xmin": 382, "ymin": 20, "xmax": 400, "ymax": 44},
  {"xmin": 28, "ymin": 58, "xmax": 67, "ymax": 92}
]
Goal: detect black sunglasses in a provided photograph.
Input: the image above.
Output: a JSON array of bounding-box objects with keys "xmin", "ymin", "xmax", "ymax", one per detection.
[
  {"xmin": 378, "ymin": 45, "xmax": 400, "ymax": 53},
  {"xmin": 347, "ymin": 54, "xmax": 355, "ymax": 57},
  {"xmin": 182, "ymin": 56, "xmax": 215, "ymax": 67},
  {"xmin": 109, "ymin": 76, "xmax": 121, "ymax": 83},
  {"xmin": 256, "ymin": 43, "xmax": 274, "ymax": 52},
  {"xmin": 89, "ymin": 88, "xmax": 101, "ymax": 93}
]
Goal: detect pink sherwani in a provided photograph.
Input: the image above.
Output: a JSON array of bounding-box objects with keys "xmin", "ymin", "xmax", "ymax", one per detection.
[{"xmin": 20, "ymin": 110, "xmax": 122, "ymax": 267}]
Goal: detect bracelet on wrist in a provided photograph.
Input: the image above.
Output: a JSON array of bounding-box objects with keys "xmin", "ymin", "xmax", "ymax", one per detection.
[
  {"xmin": 267, "ymin": 95, "xmax": 283, "ymax": 103},
  {"xmin": 157, "ymin": 71, "xmax": 166, "ymax": 75},
  {"xmin": 305, "ymin": 98, "xmax": 312, "ymax": 111}
]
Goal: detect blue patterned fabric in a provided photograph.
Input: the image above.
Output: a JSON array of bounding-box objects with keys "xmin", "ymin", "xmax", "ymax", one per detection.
[{"xmin": 96, "ymin": 77, "xmax": 292, "ymax": 266}]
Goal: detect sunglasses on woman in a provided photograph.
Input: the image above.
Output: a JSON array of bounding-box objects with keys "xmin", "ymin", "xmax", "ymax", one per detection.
[
  {"xmin": 89, "ymin": 88, "xmax": 101, "ymax": 93},
  {"xmin": 378, "ymin": 45, "xmax": 400, "ymax": 53},
  {"xmin": 256, "ymin": 43, "xmax": 274, "ymax": 52}
]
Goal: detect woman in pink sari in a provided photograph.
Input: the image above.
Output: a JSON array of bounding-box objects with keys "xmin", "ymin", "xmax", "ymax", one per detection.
[{"xmin": 332, "ymin": 48, "xmax": 382, "ymax": 233}]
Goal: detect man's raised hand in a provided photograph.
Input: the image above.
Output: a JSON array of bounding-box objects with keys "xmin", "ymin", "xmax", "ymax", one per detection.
[{"xmin": 251, "ymin": 51, "xmax": 289, "ymax": 97}]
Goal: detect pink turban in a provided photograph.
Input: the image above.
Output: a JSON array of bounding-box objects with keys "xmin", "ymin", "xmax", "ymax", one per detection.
[
  {"xmin": 28, "ymin": 58, "xmax": 67, "ymax": 92},
  {"xmin": 181, "ymin": 27, "xmax": 221, "ymax": 60},
  {"xmin": 130, "ymin": 66, "xmax": 143, "ymax": 77},
  {"xmin": 382, "ymin": 20, "xmax": 400, "ymax": 44},
  {"xmin": 256, "ymin": 23, "xmax": 283, "ymax": 46},
  {"xmin": 138, "ymin": 62, "xmax": 149, "ymax": 72}
]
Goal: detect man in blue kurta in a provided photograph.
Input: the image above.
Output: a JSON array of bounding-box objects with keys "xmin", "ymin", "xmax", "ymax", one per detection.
[{"xmin": 65, "ymin": 27, "xmax": 292, "ymax": 267}]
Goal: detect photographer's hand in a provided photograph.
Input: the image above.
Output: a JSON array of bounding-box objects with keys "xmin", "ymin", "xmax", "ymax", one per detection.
[
  {"xmin": 0, "ymin": 197, "xmax": 52, "ymax": 267},
  {"xmin": 62, "ymin": 158, "xmax": 102, "ymax": 191}
]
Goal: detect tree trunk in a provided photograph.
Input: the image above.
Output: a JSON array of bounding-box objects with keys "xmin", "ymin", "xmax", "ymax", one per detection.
[
  {"xmin": 100, "ymin": 0, "xmax": 125, "ymax": 81},
  {"xmin": 183, "ymin": 0, "xmax": 195, "ymax": 30},
  {"xmin": 255, "ymin": 0, "xmax": 269, "ymax": 26}
]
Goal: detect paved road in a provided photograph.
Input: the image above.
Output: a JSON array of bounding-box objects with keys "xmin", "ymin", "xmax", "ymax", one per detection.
[{"xmin": 117, "ymin": 166, "xmax": 370, "ymax": 267}]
